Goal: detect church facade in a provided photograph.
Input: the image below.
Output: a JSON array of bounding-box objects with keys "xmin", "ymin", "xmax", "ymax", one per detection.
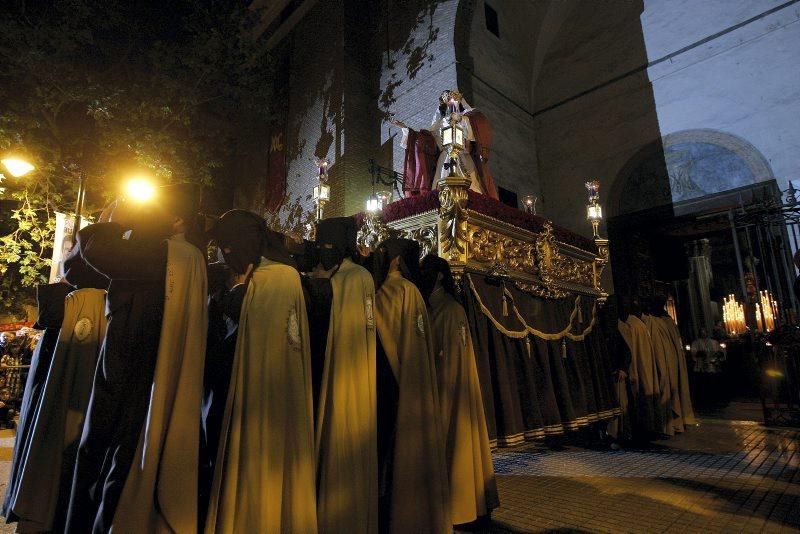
[{"xmin": 231, "ymin": 0, "xmax": 800, "ymax": 301}]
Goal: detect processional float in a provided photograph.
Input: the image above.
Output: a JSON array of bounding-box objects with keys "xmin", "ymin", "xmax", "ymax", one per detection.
[{"xmin": 352, "ymin": 90, "xmax": 619, "ymax": 446}]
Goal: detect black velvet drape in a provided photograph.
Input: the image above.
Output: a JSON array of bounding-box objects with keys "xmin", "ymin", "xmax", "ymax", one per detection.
[{"xmin": 462, "ymin": 273, "xmax": 619, "ymax": 446}]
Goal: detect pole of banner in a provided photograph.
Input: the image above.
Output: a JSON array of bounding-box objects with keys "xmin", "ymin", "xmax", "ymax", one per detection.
[{"xmin": 70, "ymin": 171, "xmax": 86, "ymax": 247}]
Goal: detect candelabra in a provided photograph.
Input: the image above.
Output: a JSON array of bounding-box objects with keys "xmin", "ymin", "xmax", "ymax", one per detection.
[
  {"xmin": 756, "ymin": 290, "xmax": 780, "ymax": 333},
  {"xmin": 723, "ymin": 294, "xmax": 747, "ymax": 335}
]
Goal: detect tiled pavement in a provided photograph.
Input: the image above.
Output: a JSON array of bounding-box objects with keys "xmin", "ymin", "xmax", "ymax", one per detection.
[
  {"xmin": 0, "ymin": 419, "xmax": 798, "ymax": 533},
  {"xmin": 479, "ymin": 419, "xmax": 800, "ymax": 533}
]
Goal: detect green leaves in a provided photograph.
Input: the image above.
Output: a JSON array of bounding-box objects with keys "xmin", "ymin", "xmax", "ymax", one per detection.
[{"xmin": 0, "ymin": 0, "xmax": 276, "ymax": 316}]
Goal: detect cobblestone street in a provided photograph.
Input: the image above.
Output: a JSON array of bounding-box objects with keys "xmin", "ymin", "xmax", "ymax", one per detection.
[
  {"xmin": 0, "ymin": 411, "xmax": 798, "ymax": 533},
  {"xmin": 481, "ymin": 415, "xmax": 800, "ymax": 533}
]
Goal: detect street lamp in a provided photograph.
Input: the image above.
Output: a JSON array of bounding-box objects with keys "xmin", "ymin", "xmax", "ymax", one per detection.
[
  {"xmin": 1, "ymin": 158, "xmax": 35, "ymax": 178},
  {"xmin": 125, "ymin": 177, "xmax": 156, "ymax": 202}
]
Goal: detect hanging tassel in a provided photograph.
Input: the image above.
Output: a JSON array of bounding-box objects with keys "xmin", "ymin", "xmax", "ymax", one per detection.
[
  {"xmin": 502, "ymin": 292, "xmax": 509, "ymax": 317},
  {"xmin": 561, "ymin": 338, "xmax": 568, "ymax": 359},
  {"xmin": 577, "ymin": 299, "xmax": 583, "ymax": 324},
  {"xmin": 525, "ymin": 337, "xmax": 531, "ymax": 359}
]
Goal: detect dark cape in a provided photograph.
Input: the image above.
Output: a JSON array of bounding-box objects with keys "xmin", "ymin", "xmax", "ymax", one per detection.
[
  {"xmin": 64, "ymin": 222, "xmax": 168, "ymax": 533},
  {"xmin": 2, "ymin": 240, "xmax": 109, "ymax": 531},
  {"xmin": 2, "ymin": 282, "xmax": 71, "ymax": 522},
  {"xmin": 303, "ymin": 276, "xmax": 333, "ymax": 415},
  {"xmin": 199, "ymin": 279, "xmax": 245, "ymax": 527}
]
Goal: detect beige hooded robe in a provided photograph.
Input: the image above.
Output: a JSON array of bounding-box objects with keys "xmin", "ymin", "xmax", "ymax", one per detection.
[
  {"xmin": 205, "ymin": 258, "xmax": 317, "ymax": 534},
  {"xmin": 375, "ymin": 271, "xmax": 450, "ymax": 534},
  {"xmin": 428, "ymin": 287, "xmax": 499, "ymax": 525},
  {"xmin": 315, "ymin": 258, "xmax": 378, "ymax": 534}
]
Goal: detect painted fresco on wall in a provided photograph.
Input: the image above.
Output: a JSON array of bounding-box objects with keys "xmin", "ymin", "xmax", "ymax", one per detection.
[
  {"xmin": 665, "ymin": 141, "xmax": 755, "ymax": 203},
  {"xmin": 612, "ymin": 129, "xmax": 774, "ymax": 217},
  {"xmin": 664, "ymin": 129, "xmax": 773, "ymax": 205}
]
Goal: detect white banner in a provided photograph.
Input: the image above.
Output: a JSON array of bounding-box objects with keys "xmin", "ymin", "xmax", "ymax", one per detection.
[{"xmin": 49, "ymin": 212, "xmax": 91, "ymax": 283}]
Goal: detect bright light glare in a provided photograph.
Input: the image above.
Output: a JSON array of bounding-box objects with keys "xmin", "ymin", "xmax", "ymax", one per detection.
[
  {"xmin": 2, "ymin": 158, "xmax": 35, "ymax": 177},
  {"xmin": 126, "ymin": 178, "xmax": 156, "ymax": 202}
]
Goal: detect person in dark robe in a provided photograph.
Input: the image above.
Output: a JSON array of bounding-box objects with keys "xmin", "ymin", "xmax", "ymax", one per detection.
[
  {"xmin": 65, "ymin": 183, "xmax": 207, "ymax": 533},
  {"xmin": 198, "ymin": 261, "xmax": 246, "ymax": 529},
  {"xmin": 372, "ymin": 238, "xmax": 450, "ymax": 534},
  {"xmin": 2, "ymin": 282, "xmax": 72, "ymax": 523},
  {"xmin": 199, "ymin": 211, "xmax": 267, "ymax": 527},
  {"xmin": 2, "ymin": 254, "xmax": 108, "ymax": 533}
]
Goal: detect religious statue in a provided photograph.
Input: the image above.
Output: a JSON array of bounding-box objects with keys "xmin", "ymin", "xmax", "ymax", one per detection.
[{"xmin": 391, "ymin": 89, "xmax": 499, "ymax": 199}]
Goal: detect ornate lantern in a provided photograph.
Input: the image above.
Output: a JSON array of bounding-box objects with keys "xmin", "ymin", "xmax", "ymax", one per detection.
[
  {"xmin": 522, "ymin": 195, "xmax": 537, "ymax": 215},
  {"xmin": 313, "ymin": 157, "xmax": 330, "ymax": 221},
  {"xmin": 585, "ymin": 180, "xmax": 603, "ymax": 238},
  {"xmin": 440, "ymin": 90, "xmax": 466, "ymax": 178}
]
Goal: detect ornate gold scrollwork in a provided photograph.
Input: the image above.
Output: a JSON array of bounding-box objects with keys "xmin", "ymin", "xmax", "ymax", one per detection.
[
  {"xmin": 535, "ymin": 221, "xmax": 595, "ymax": 288},
  {"xmin": 357, "ymin": 213, "xmax": 399, "ymax": 250},
  {"xmin": 437, "ymin": 177, "xmax": 470, "ymax": 262},
  {"xmin": 404, "ymin": 224, "xmax": 438, "ymax": 258},
  {"xmin": 468, "ymin": 226, "xmax": 536, "ymax": 275},
  {"xmin": 593, "ymin": 236, "xmax": 610, "ymax": 303},
  {"xmin": 514, "ymin": 280, "xmax": 568, "ymax": 299}
]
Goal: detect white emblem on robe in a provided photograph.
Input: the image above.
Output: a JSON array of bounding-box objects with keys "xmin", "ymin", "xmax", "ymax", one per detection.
[
  {"xmin": 365, "ymin": 295, "xmax": 375, "ymax": 329},
  {"xmin": 288, "ymin": 306, "xmax": 301, "ymax": 348},
  {"xmin": 417, "ymin": 313, "xmax": 425, "ymax": 336},
  {"xmin": 74, "ymin": 317, "xmax": 93, "ymax": 341}
]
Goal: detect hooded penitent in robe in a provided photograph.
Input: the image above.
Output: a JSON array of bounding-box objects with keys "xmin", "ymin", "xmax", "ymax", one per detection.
[
  {"xmin": 314, "ymin": 217, "xmax": 378, "ymax": 534},
  {"xmin": 4, "ymin": 287, "xmax": 107, "ymax": 532},
  {"xmin": 644, "ymin": 314, "xmax": 683, "ymax": 434},
  {"xmin": 205, "ymin": 210, "xmax": 316, "ymax": 534},
  {"xmin": 316, "ymin": 258, "xmax": 377, "ymax": 533},
  {"xmin": 111, "ymin": 234, "xmax": 208, "ymax": 532},
  {"xmin": 65, "ymin": 183, "xmax": 205, "ymax": 533},
  {"xmin": 373, "ymin": 238, "xmax": 450, "ymax": 534},
  {"xmin": 658, "ymin": 316, "xmax": 696, "ymax": 426},
  {"xmin": 205, "ymin": 257, "xmax": 316, "ymax": 533},
  {"xmin": 618, "ymin": 315, "xmax": 661, "ymax": 435},
  {"xmin": 2, "ymin": 282, "xmax": 71, "ymax": 525},
  {"xmin": 605, "ymin": 323, "xmax": 633, "ymax": 443},
  {"xmin": 426, "ymin": 282, "xmax": 499, "ymax": 524}
]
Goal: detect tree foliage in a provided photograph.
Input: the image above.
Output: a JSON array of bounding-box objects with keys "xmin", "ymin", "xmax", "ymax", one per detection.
[{"xmin": 0, "ymin": 0, "xmax": 276, "ymax": 316}]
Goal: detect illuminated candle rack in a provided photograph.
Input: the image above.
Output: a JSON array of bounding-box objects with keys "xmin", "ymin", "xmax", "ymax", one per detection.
[
  {"xmin": 755, "ymin": 290, "xmax": 779, "ymax": 333},
  {"xmin": 723, "ymin": 294, "xmax": 746, "ymax": 336}
]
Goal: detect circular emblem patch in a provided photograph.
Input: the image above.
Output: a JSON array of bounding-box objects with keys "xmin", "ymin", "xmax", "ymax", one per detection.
[
  {"xmin": 416, "ymin": 313, "xmax": 425, "ymax": 336},
  {"xmin": 74, "ymin": 317, "xmax": 93, "ymax": 341}
]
